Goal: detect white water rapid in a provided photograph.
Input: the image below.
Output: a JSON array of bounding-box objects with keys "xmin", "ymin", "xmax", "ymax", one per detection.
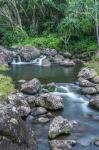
[{"xmin": 11, "ymin": 55, "xmax": 46, "ymax": 66}]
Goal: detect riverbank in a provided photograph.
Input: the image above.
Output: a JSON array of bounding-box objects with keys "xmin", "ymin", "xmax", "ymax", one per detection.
[
  {"xmin": 0, "ymin": 64, "xmax": 15, "ymax": 98},
  {"xmin": 0, "ymin": 45, "xmax": 99, "ymax": 150}
]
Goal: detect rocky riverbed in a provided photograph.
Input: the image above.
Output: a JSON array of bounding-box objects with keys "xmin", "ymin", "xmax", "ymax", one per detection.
[
  {"xmin": 0, "ymin": 46, "xmax": 75, "ymax": 67},
  {"xmin": 0, "ymin": 45, "xmax": 99, "ymax": 150}
]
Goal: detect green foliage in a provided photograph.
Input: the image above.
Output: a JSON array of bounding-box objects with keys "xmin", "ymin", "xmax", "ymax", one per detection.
[
  {"xmin": 0, "ymin": 65, "xmax": 15, "ymax": 98},
  {"xmin": 0, "ymin": 64, "xmax": 9, "ymax": 73},
  {"xmin": 0, "ymin": 0, "xmax": 99, "ymax": 55},
  {"xmin": 0, "ymin": 74, "xmax": 15, "ymax": 98},
  {"xmin": 69, "ymin": 37, "xmax": 97, "ymax": 56},
  {"xmin": 85, "ymin": 59, "xmax": 99, "ymax": 75},
  {"xmin": 1, "ymin": 27, "xmax": 28, "ymax": 46},
  {"xmin": 16, "ymin": 34, "xmax": 61, "ymax": 50}
]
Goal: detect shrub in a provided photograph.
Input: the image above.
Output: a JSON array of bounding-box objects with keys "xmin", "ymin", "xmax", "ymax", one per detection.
[
  {"xmin": 0, "ymin": 65, "xmax": 15, "ymax": 98},
  {"xmin": 2, "ymin": 27, "xmax": 28, "ymax": 46},
  {"xmin": 16, "ymin": 34, "xmax": 61, "ymax": 50}
]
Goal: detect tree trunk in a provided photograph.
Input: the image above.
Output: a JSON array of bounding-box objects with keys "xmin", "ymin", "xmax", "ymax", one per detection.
[
  {"xmin": 96, "ymin": 23, "xmax": 99, "ymax": 46},
  {"xmin": 95, "ymin": 0, "xmax": 99, "ymax": 46}
]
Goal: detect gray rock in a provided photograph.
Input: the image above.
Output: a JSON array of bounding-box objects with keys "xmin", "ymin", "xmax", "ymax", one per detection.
[
  {"xmin": 89, "ymin": 95, "xmax": 99, "ymax": 110},
  {"xmin": 78, "ymin": 78, "xmax": 94, "ymax": 87},
  {"xmin": 94, "ymin": 137, "xmax": 99, "ymax": 147},
  {"xmin": 0, "ymin": 103, "xmax": 37, "ymax": 150},
  {"xmin": 92, "ymin": 76, "xmax": 99, "ymax": 83},
  {"xmin": 78, "ymin": 68, "xmax": 97, "ymax": 80},
  {"xmin": 35, "ymin": 94, "xmax": 64, "ymax": 110},
  {"xmin": 81, "ymin": 87, "xmax": 97, "ymax": 95},
  {"xmin": 8, "ymin": 92, "xmax": 28, "ymax": 106},
  {"xmin": 17, "ymin": 106, "xmax": 31, "ymax": 117},
  {"xmin": 62, "ymin": 51, "xmax": 72, "ymax": 58},
  {"xmin": 38, "ymin": 117, "xmax": 49, "ymax": 123},
  {"xmin": 0, "ymin": 46, "xmax": 16, "ymax": 64},
  {"xmin": 60, "ymin": 59, "xmax": 75, "ymax": 67},
  {"xmin": 18, "ymin": 79, "xmax": 26, "ymax": 84},
  {"xmin": 48, "ymin": 116, "xmax": 72, "ymax": 139},
  {"xmin": 95, "ymin": 85, "xmax": 99, "ymax": 93},
  {"xmin": 41, "ymin": 48, "xmax": 57, "ymax": 56},
  {"xmin": 8, "ymin": 92, "xmax": 30, "ymax": 117},
  {"xmin": 36, "ymin": 107, "xmax": 47, "ymax": 115},
  {"xmin": 54, "ymin": 55, "xmax": 64, "ymax": 64},
  {"xmin": 47, "ymin": 82, "xmax": 56, "ymax": 92},
  {"xmin": 27, "ymin": 96, "xmax": 36, "ymax": 106},
  {"xmin": 19, "ymin": 46, "xmax": 40, "ymax": 61},
  {"xmin": 49, "ymin": 140, "xmax": 76, "ymax": 150},
  {"xmin": 42, "ymin": 59, "xmax": 51, "ymax": 67},
  {"xmin": 21, "ymin": 78, "xmax": 41, "ymax": 94},
  {"xmin": 47, "ymin": 112, "xmax": 53, "ymax": 117}
]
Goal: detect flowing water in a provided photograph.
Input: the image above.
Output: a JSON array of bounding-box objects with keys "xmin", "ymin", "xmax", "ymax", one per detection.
[
  {"xmin": 12, "ymin": 55, "xmax": 46, "ymax": 66},
  {"xmin": 5, "ymin": 63, "xmax": 99, "ymax": 150}
]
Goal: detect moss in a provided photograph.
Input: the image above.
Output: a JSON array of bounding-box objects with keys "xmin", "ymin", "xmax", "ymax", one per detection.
[
  {"xmin": 0, "ymin": 64, "xmax": 9, "ymax": 73},
  {"xmin": 85, "ymin": 56, "xmax": 99, "ymax": 75},
  {"xmin": 0, "ymin": 65, "xmax": 15, "ymax": 99}
]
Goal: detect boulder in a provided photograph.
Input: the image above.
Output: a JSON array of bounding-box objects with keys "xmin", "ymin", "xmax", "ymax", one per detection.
[
  {"xmin": 19, "ymin": 46, "xmax": 40, "ymax": 61},
  {"xmin": 92, "ymin": 76, "xmax": 99, "ymax": 83},
  {"xmin": 36, "ymin": 107, "xmax": 47, "ymax": 115},
  {"xmin": 60, "ymin": 59, "xmax": 75, "ymax": 67},
  {"xmin": 89, "ymin": 95, "xmax": 99, "ymax": 110},
  {"xmin": 8, "ymin": 92, "xmax": 30, "ymax": 117},
  {"xmin": 18, "ymin": 79, "xmax": 26, "ymax": 84},
  {"xmin": 62, "ymin": 51, "xmax": 72, "ymax": 58},
  {"xmin": 54, "ymin": 55, "xmax": 64, "ymax": 64},
  {"xmin": 35, "ymin": 94, "xmax": 64, "ymax": 110},
  {"xmin": 0, "ymin": 103, "xmax": 37, "ymax": 150},
  {"xmin": 38, "ymin": 117, "xmax": 49, "ymax": 123},
  {"xmin": 48, "ymin": 116, "xmax": 72, "ymax": 139},
  {"xmin": 78, "ymin": 78, "xmax": 94, "ymax": 87},
  {"xmin": 95, "ymin": 85, "xmax": 99, "ymax": 93},
  {"xmin": 27, "ymin": 96, "xmax": 36, "ymax": 106},
  {"xmin": 21, "ymin": 78, "xmax": 41, "ymax": 94},
  {"xmin": 49, "ymin": 140, "xmax": 76, "ymax": 150},
  {"xmin": 42, "ymin": 59, "xmax": 51, "ymax": 67},
  {"xmin": 78, "ymin": 68, "xmax": 97, "ymax": 80},
  {"xmin": 0, "ymin": 46, "xmax": 16, "ymax": 64},
  {"xmin": 81, "ymin": 87, "xmax": 97, "ymax": 95},
  {"xmin": 94, "ymin": 137, "xmax": 99, "ymax": 147},
  {"xmin": 41, "ymin": 48, "xmax": 57, "ymax": 56},
  {"xmin": 47, "ymin": 82, "xmax": 56, "ymax": 92}
]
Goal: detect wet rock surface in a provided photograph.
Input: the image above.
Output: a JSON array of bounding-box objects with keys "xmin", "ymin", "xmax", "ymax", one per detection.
[
  {"xmin": 35, "ymin": 94, "xmax": 64, "ymax": 110},
  {"xmin": 60, "ymin": 59, "xmax": 75, "ymax": 67},
  {"xmin": 48, "ymin": 116, "xmax": 72, "ymax": 139},
  {"xmin": 0, "ymin": 103, "xmax": 37, "ymax": 150},
  {"xmin": 78, "ymin": 78, "xmax": 94, "ymax": 87},
  {"xmin": 49, "ymin": 140, "xmax": 76, "ymax": 150},
  {"xmin": 81, "ymin": 87, "xmax": 97, "ymax": 95},
  {"xmin": 18, "ymin": 46, "xmax": 40, "ymax": 61},
  {"xmin": 78, "ymin": 68, "xmax": 97, "ymax": 80},
  {"xmin": 42, "ymin": 59, "xmax": 51, "ymax": 67},
  {"xmin": 21, "ymin": 78, "xmax": 41, "ymax": 94},
  {"xmin": 89, "ymin": 95, "xmax": 99, "ymax": 110}
]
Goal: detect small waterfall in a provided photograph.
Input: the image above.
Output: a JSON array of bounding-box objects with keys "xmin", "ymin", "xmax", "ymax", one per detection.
[
  {"xmin": 11, "ymin": 55, "xmax": 46, "ymax": 65},
  {"xmin": 12, "ymin": 58, "xmax": 16, "ymax": 65},
  {"xmin": 52, "ymin": 84, "xmax": 88, "ymax": 103},
  {"xmin": 12, "ymin": 56, "xmax": 25, "ymax": 65},
  {"xmin": 18, "ymin": 56, "xmax": 21, "ymax": 62},
  {"xmin": 57, "ymin": 86, "xmax": 70, "ymax": 93},
  {"xmin": 31, "ymin": 55, "xmax": 46, "ymax": 66}
]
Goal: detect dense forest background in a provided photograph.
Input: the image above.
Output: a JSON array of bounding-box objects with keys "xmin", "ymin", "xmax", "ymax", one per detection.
[{"xmin": 0, "ymin": 0, "xmax": 99, "ymax": 56}]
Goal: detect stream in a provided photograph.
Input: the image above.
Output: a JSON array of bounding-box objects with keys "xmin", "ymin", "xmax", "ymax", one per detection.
[{"xmin": 5, "ymin": 63, "xmax": 99, "ymax": 150}]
